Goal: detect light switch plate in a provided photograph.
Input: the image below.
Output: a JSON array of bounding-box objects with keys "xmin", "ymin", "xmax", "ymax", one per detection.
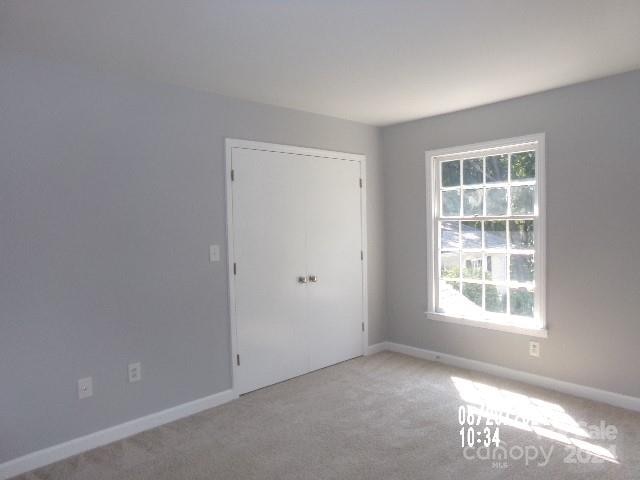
[
  {"xmin": 78, "ymin": 377, "xmax": 93, "ymax": 399},
  {"xmin": 209, "ymin": 245, "xmax": 220, "ymax": 262}
]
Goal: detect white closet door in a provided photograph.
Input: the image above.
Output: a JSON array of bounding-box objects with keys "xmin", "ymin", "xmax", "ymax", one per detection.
[
  {"xmin": 231, "ymin": 148, "xmax": 309, "ymax": 394},
  {"xmin": 306, "ymin": 157, "xmax": 364, "ymax": 370}
]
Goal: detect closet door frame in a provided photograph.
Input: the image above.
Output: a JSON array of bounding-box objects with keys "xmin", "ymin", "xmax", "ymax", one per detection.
[{"xmin": 225, "ymin": 138, "xmax": 368, "ymax": 397}]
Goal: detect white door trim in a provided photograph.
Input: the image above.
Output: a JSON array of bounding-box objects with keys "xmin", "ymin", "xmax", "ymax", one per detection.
[{"xmin": 224, "ymin": 139, "xmax": 368, "ymax": 397}]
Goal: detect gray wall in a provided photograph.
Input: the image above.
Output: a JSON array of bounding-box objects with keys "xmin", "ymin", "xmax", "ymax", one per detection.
[
  {"xmin": 3, "ymin": 48, "xmax": 639, "ymax": 464},
  {"xmin": 381, "ymin": 70, "xmax": 640, "ymax": 398},
  {"xmin": 0, "ymin": 54, "xmax": 385, "ymax": 462}
]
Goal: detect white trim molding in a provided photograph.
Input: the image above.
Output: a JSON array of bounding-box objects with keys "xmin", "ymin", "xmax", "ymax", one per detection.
[
  {"xmin": 372, "ymin": 342, "xmax": 640, "ymax": 412},
  {"xmin": 225, "ymin": 139, "xmax": 364, "ymax": 162},
  {"xmin": 426, "ymin": 311, "xmax": 548, "ymax": 338},
  {"xmin": 366, "ymin": 342, "xmax": 387, "ymax": 355},
  {"xmin": 0, "ymin": 389, "xmax": 236, "ymax": 480},
  {"xmin": 425, "ymin": 133, "xmax": 547, "ymax": 335}
]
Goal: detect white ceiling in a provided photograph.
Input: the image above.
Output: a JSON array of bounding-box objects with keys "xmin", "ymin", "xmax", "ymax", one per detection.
[{"xmin": 2, "ymin": 0, "xmax": 639, "ymax": 126}]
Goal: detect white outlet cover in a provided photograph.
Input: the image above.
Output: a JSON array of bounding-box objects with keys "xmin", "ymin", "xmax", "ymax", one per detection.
[
  {"xmin": 78, "ymin": 377, "xmax": 93, "ymax": 399},
  {"xmin": 209, "ymin": 244, "xmax": 220, "ymax": 262},
  {"xmin": 529, "ymin": 341, "xmax": 540, "ymax": 357},
  {"xmin": 128, "ymin": 362, "xmax": 142, "ymax": 383}
]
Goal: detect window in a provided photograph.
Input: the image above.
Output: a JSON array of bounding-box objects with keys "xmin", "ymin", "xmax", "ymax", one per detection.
[{"xmin": 426, "ymin": 134, "xmax": 546, "ymax": 336}]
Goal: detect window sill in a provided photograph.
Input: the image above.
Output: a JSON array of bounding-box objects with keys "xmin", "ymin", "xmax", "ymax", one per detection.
[{"xmin": 425, "ymin": 312, "xmax": 548, "ymax": 338}]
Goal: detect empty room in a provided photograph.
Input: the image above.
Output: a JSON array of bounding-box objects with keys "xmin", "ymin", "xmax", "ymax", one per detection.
[{"xmin": 2, "ymin": 1, "xmax": 640, "ymax": 479}]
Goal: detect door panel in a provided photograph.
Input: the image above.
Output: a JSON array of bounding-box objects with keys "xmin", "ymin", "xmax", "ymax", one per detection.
[
  {"xmin": 305, "ymin": 157, "xmax": 364, "ymax": 370},
  {"xmin": 231, "ymin": 148, "xmax": 309, "ymax": 394}
]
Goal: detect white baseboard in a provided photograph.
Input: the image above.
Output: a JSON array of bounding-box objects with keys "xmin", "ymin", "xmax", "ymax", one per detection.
[
  {"xmin": 0, "ymin": 389, "xmax": 236, "ymax": 480},
  {"xmin": 380, "ymin": 341, "xmax": 640, "ymax": 412},
  {"xmin": 366, "ymin": 342, "xmax": 387, "ymax": 355},
  {"xmin": 5, "ymin": 345, "xmax": 640, "ymax": 479}
]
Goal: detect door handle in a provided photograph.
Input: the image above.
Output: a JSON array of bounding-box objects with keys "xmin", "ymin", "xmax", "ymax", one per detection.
[
  {"xmin": 308, "ymin": 275, "xmax": 318, "ymax": 283},
  {"xmin": 297, "ymin": 276, "xmax": 308, "ymax": 284}
]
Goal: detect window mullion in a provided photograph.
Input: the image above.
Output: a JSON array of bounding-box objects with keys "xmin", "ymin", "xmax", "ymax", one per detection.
[
  {"xmin": 432, "ymin": 138, "xmax": 542, "ymax": 325},
  {"xmin": 506, "ymin": 154, "xmax": 512, "ymax": 316},
  {"xmin": 481, "ymin": 218, "xmax": 486, "ymax": 313},
  {"xmin": 458, "ymin": 157, "xmax": 463, "ymax": 294},
  {"xmin": 481, "ymin": 156, "xmax": 487, "ymax": 315},
  {"xmin": 506, "ymin": 221, "xmax": 511, "ymax": 316},
  {"xmin": 458, "ymin": 220, "xmax": 462, "ymax": 291}
]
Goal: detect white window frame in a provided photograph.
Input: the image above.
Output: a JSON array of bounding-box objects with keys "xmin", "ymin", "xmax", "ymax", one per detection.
[{"xmin": 426, "ymin": 133, "xmax": 547, "ymax": 337}]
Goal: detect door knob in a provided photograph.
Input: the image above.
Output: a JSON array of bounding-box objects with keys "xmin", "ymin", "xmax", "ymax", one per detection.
[
  {"xmin": 308, "ymin": 275, "xmax": 318, "ymax": 283},
  {"xmin": 297, "ymin": 276, "xmax": 308, "ymax": 284}
]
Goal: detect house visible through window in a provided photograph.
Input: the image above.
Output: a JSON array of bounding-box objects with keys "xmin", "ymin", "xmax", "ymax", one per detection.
[{"xmin": 427, "ymin": 135, "xmax": 545, "ymax": 333}]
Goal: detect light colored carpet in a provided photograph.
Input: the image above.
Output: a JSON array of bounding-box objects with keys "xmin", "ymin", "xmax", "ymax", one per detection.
[{"xmin": 12, "ymin": 352, "xmax": 640, "ymax": 479}]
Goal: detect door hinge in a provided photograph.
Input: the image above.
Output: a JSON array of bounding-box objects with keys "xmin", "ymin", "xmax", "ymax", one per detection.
[
  {"xmin": 360, "ymin": 250, "xmax": 364, "ymax": 261},
  {"xmin": 233, "ymin": 263, "xmax": 237, "ymax": 275},
  {"xmin": 362, "ymin": 322, "xmax": 365, "ymax": 332},
  {"xmin": 236, "ymin": 354, "xmax": 240, "ymax": 366},
  {"xmin": 231, "ymin": 169, "xmax": 235, "ymax": 181},
  {"xmin": 359, "ymin": 178, "xmax": 363, "ymax": 188}
]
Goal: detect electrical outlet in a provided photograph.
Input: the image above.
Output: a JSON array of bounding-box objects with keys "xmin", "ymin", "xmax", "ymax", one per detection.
[
  {"xmin": 128, "ymin": 362, "xmax": 142, "ymax": 383},
  {"xmin": 529, "ymin": 341, "xmax": 540, "ymax": 358},
  {"xmin": 78, "ymin": 377, "xmax": 93, "ymax": 399},
  {"xmin": 209, "ymin": 245, "xmax": 220, "ymax": 263}
]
